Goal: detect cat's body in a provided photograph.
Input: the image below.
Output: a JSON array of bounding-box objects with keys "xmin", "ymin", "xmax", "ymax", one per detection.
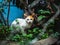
[
  {"xmin": 11, "ymin": 18, "xmax": 32, "ymax": 33},
  {"xmin": 11, "ymin": 18, "xmax": 31, "ymax": 29},
  {"xmin": 10, "ymin": 14, "xmax": 35, "ymax": 35}
]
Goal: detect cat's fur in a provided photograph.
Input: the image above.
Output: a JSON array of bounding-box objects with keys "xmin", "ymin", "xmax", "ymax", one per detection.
[{"xmin": 10, "ymin": 13, "xmax": 35, "ymax": 35}]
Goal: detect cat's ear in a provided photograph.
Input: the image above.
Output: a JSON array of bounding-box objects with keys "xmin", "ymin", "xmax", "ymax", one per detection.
[
  {"xmin": 24, "ymin": 13, "xmax": 28, "ymax": 18},
  {"xmin": 31, "ymin": 13, "xmax": 35, "ymax": 17},
  {"xmin": 31, "ymin": 13, "xmax": 37, "ymax": 20},
  {"xmin": 32, "ymin": 13, "xmax": 37, "ymax": 18}
]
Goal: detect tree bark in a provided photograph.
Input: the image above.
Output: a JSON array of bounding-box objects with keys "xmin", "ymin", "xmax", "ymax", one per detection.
[{"xmin": 33, "ymin": 36, "xmax": 58, "ymax": 45}]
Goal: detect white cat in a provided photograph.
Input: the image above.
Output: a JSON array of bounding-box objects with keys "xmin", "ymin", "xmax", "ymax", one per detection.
[{"xmin": 11, "ymin": 13, "xmax": 35, "ymax": 35}]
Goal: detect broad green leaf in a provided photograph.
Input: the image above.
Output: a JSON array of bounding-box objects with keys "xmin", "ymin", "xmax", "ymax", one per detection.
[
  {"xmin": 28, "ymin": 30, "xmax": 31, "ymax": 32},
  {"xmin": 27, "ymin": 34, "xmax": 32, "ymax": 38},
  {"xmin": 33, "ymin": 28, "xmax": 39, "ymax": 32},
  {"xmin": 49, "ymin": 30, "xmax": 53, "ymax": 32},
  {"xmin": 38, "ymin": 30, "xmax": 42, "ymax": 32},
  {"xmin": 38, "ymin": 9, "xmax": 50, "ymax": 14},
  {"xmin": 38, "ymin": 15, "xmax": 45, "ymax": 21}
]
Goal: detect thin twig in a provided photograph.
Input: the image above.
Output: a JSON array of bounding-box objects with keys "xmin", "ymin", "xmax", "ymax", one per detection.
[
  {"xmin": 7, "ymin": 1, "xmax": 10, "ymax": 26},
  {"xmin": 28, "ymin": 0, "xmax": 40, "ymax": 8},
  {"xmin": 0, "ymin": 13, "xmax": 6, "ymax": 25}
]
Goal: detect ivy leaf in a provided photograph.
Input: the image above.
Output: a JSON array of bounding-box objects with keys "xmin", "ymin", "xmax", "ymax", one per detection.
[
  {"xmin": 13, "ymin": 34, "xmax": 20, "ymax": 39},
  {"xmin": 27, "ymin": 34, "xmax": 33, "ymax": 38},
  {"xmin": 2, "ymin": 29, "xmax": 4, "ymax": 33},
  {"xmin": 28, "ymin": 30, "xmax": 31, "ymax": 32},
  {"xmin": 38, "ymin": 9, "xmax": 50, "ymax": 14},
  {"xmin": 21, "ymin": 40, "xmax": 24, "ymax": 42},
  {"xmin": 44, "ymin": 11, "xmax": 50, "ymax": 14},
  {"xmin": 22, "ymin": 33, "xmax": 27, "ymax": 37},
  {"xmin": 38, "ymin": 9, "xmax": 43, "ymax": 14},
  {"xmin": 54, "ymin": 32, "xmax": 60, "ymax": 38},
  {"xmin": 38, "ymin": 15, "xmax": 45, "ymax": 21},
  {"xmin": 0, "ymin": 23, "xmax": 2, "ymax": 26},
  {"xmin": 41, "ymin": 33, "xmax": 49, "ymax": 39},
  {"xmin": 33, "ymin": 28, "xmax": 39, "ymax": 32},
  {"xmin": 33, "ymin": 29, "xmax": 36, "ymax": 32},
  {"xmin": 45, "ymin": 33, "xmax": 49, "ymax": 38},
  {"xmin": 38, "ymin": 29, "xmax": 42, "ymax": 32},
  {"xmin": 49, "ymin": 29, "xmax": 53, "ymax": 32}
]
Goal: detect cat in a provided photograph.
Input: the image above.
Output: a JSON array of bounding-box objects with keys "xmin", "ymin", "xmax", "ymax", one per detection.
[
  {"xmin": 10, "ymin": 13, "xmax": 35, "ymax": 36},
  {"xmin": 2, "ymin": 13, "xmax": 36, "ymax": 45}
]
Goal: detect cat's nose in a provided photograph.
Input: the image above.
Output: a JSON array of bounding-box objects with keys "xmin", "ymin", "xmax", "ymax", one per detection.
[{"xmin": 28, "ymin": 22, "xmax": 31, "ymax": 24}]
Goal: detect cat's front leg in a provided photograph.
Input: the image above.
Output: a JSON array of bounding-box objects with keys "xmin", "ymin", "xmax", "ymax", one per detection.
[{"xmin": 20, "ymin": 26, "xmax": 27, "ymax": 36}]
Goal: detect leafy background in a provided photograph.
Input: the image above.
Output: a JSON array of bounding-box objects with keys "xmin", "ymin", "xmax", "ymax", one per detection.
[{"xmin": 0, "ymin": 0, "xmax": 60, "ymax": 45}]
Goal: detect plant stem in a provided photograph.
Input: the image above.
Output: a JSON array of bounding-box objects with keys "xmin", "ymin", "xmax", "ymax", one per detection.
[
  {"xmin": 0, "ymin": 13, "xmax": 6, "ymax": 25},
  {"xmin": 7, "ymin": 1, "xmax": 10, "ymax": 26}
]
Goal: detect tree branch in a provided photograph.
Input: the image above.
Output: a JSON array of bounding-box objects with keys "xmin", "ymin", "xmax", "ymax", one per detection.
[
  {"xmin": 33, "ymin": 36, "xmax": 58, "ymax": 45},
  {"xmin": 29, "ymin": 3, "xmax": 60, "ymax": 45},
  {"xmin": 28, "ymin": 0, "xmax": 40, "ymax": 8},
  {"xmin": 39, "ymin": 3, "xmax": 60, "ymax": 36}
]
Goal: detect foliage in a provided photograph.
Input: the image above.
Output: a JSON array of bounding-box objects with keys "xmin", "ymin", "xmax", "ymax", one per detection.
[
  {"xmin": 41, "ymin": 33, "xmax": 49, "ymax": 39},
  {"xmin": 0, "ymin": 24, "xmax": 10, "ymax": 34},
  {"xmin": 11, "ymin": 34, "xmax": 21, "ymax": 41},
  {"xmin": 0, "ymin": 0, "xmax": 60, "ymax": 45},
  {"xmin": 0, "ymin": 23, "xmax": 11, "ymax": 40},
  {"xmin": 0, "ymin": 8, "xmax": 4, "ymax": 13},
  {"xmin": 0, "ymin": 0, "xmax": 11, "ymax": 37},
  {"xmin": 10, "ymin": 27, "xmax": 55, "ymax": 42},
  {"xmin": 38, "ymin": 9, "xmax": 51, "ymax": 14},
  {"xmin": 51, "ymin": 32, "xmax": 60, "ymax": 38},
  {"xmin": 37, "ymin": 15, "xmax": 46, "ymax": 21}
]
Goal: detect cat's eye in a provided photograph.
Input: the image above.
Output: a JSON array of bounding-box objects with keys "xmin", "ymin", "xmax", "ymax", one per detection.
[
  {"xmin": 27, "ymin": 19, "xmax": 29, "ymax": 20},
  {"xmin": 30, "ymin": 19, "xmax": 32, "ymax": 20}
]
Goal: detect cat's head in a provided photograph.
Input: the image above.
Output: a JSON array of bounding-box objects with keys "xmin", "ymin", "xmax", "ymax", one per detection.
[{"xmin": 24, "ymin": 13, "xmax": 35, "ymax": 24}]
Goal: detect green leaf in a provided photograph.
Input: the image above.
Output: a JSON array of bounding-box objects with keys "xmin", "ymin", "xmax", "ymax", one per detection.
[
  {"xmin": 38, "ymin": 9, "xmax": 51, "ymax": 14},
  {"xmin": 49, "ymin": 30, "xmax": 53, "ymax": 32},
  {"xmin": 44, "ymin": 11, "xmax": 50, "ymax": 14},
  {"xmin": 33, "ymin": 28, "xmax": 38, "ymax": 32},
  {"xmin": 38, "ymin": 30, "xmax": 42, "ymax": 32},
  {"xmin": 22, "ymin": 33, "xmax": 27, "ymax": 37},
  {"xmin": 13, "ymin": 34, "xmax": 20, "ymax": 39},
  {"xmin": 38, "ymin": 15, "xmax": 45, "ymax": 21},
  {"xmin": 21, "ymin": 40, "xmax": 24, "ymax": 42},
  {"xmin": 41, "ymin": 33, "xmax": 49, "ymax": 39},
  {"xmin": 38, "ymin": 9, "xmax": 43, "ymax": 13},
  {"xmin": 28, "ymin": 30, "xmax": 31, "ymax": 32},
  {"xmin": 54, "ymin": 32, "xmax": 60, "ymax": 37},
  {"xmin": 33, "ymin": 29, "xmax": 36, "ymax": 32},
  {"xmin": 0, "ymin": 23, "xmax": 2, "ymax": 26},
  {"xmin": 27, "ymin": 34, "xmax": 33, "ymax": 38}
]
